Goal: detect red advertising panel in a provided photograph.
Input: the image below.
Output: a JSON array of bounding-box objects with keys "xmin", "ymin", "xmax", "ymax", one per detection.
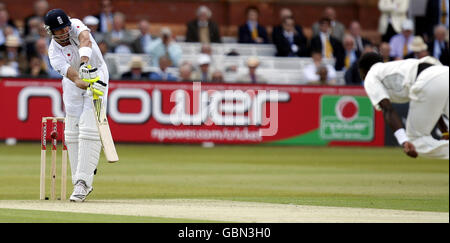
[{"xmin": 0, "ymin": 78, "xmax": 384, "ymax": 146}]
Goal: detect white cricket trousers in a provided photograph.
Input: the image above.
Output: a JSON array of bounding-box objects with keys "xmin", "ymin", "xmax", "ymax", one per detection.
[
  {"xmin": 62, "ymin": 65, "xmax": 109, "ymax": 187},
  {"xmin": 407, "ymin": 65, "xmax": 449, "ymax": 159}
]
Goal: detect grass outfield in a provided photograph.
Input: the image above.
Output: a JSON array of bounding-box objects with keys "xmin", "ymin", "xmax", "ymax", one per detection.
[{"xmin": 0, "ymin": 143, "xmax": 448, "ymax": 222}]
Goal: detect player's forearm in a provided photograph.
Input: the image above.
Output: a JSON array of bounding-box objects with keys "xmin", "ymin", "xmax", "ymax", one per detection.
[
  {"xmin": 79, "ymin": 31, "xmax": 92, "ymax": 64},
  {"xmin": 379, "ymin": 99, "xmax": 407, "ymax": 145},
  {"xmin": 67, "ymin": 67, "xmax": 88, "ymax": 89}
]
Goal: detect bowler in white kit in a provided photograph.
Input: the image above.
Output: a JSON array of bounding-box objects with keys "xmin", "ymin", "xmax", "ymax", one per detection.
[
  {"xmin": 45, "ymin": 9, "xmax": 108, "ymax": 202},
  {"xmin": 359, "ymin": 52, "xmax": 449, "ymax": 159}
]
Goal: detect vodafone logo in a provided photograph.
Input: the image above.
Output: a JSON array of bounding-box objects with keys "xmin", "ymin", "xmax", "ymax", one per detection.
[{"xmin": 335, "ymin": 96, "xmax": 359, "ymax": 122}]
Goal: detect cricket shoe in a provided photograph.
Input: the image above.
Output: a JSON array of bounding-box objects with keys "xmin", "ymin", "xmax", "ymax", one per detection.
[{"xmin": 69, "ymin": 180, "xmax": 93, "ymax": 202}]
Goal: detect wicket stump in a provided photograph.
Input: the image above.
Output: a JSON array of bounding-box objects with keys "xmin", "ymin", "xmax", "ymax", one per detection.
[{"xmin": 40, "ymin": 117, "xmax": 68, "ymax": 200}]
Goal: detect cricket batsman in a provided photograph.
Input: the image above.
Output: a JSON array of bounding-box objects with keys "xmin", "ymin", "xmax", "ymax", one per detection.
[
  {"xmin": 359, "ymin": 52, "xmax": 449, "ymax": 159},
  {"xmin": 45, "ymin": 9, "xmax": 108, "ymax": 202}
]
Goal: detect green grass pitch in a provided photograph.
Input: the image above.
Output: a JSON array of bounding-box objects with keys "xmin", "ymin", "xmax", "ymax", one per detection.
[{"xmin": 0, "ymin": 143, "xmax": 448, "ymax": 222}]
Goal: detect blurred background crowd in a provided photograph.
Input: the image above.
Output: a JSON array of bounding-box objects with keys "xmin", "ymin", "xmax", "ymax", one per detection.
[{"xmin": 0, "ymin": 0, "xmax": 448, "ymax": 86}]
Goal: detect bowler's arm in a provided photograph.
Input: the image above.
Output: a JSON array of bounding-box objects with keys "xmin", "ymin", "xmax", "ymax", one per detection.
[{"xmin": 378, "ymin": 99, "xmax": 418, "ymax": 158}]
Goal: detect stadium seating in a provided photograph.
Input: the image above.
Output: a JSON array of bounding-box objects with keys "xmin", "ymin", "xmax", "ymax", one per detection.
[{"xmin": 104, "ymin": 42, "xmax": 345, "ymax": 85}]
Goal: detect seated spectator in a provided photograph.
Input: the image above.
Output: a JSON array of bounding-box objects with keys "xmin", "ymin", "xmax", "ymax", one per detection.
[
  {"xmin": 345, "ymin": 45, "xmax": 375, "ymax": 86},
  {"xmin": 0, "ymin": 9, "xmax": 21, "ymax": 47},
  {"xmin": 342, "ymin": 35, "xmax": 359, "ymax": 70},
  {"xmin": 121, "ymin": 56, "xmax": 151, "ymax": 80},
  {"xmin": 303, "ymin": 50, "xmax": 337, "ymax": 85},
  {"xmin": 2, "ymin": 35, "xmax": 27, "ymax": 75},
  {"xmin": 34, "ymin": 38, "xmax": 60, "ymax": 78},
  {"xmin": 23, "ymin": 0, "xmax": 48, "ymax": 36},
  {"xmin": 95, "ymin": 0, "xmax": 115, "ymax": 33},
  {"xmin": 389, "ymin": 19, "xmax": 415, "ymax": 60},
  {"xmin": 23, "ymin": 16, "xmax": 43, "ymax": 45},
  {"xmin": 310, "ymin": 18, "xmax": 345, "ymax": 70},
  {"xmin": 273, "ymin": 16, "xmax": 308, "ymax": 57},
  {"xmin": 191, "ymin": 54, "xmax": 213, "ymax": 82},
  {"xmin": 309, "ymin": 65, "xmax": 332, "ymax": 86},
  {"xmin": 312, "ymin": 7, "xmax": 346, "ymax": 41},
  {"xmin": 133, "ymin": 20, "xmax": 154, "ymax": 53},
  {"xmin": 428, "ymin": 25, "xmax": 449, "ymax": 66},
  {"xmin": 379, "ymin": 42, "xmax": 395, "ymax": 62},
  {"xmin": 83, "ymin": 16, "xmax": 104, "ymax": 43},
  {"xmin": 0, "ymin": 2, "xmax": 17, "ymax": 28},
  {"xmin": 186, "ymin": 6, "xmax": 221, "ymax": 43},
  {"xmin": 236, "ymin": 57, "xmax": 268, "ymax": 84},
  {"xmin": 0, "ymin": 51, "xmax": 18, "ymax": 77},
  {"xmin": 149, "ymin": 56, "xmax": 178, "ymax": 81},
  {"xmin": 238, "ymin": 6, "xmax": 269, "ymax": 44},
  {"xmin": 104, "ymin": 12, "xmax": 135, "ymax": 53},
  {"xmin": 178, "ymin": 63, "xmax": 193, "ymax": 82},
  {"xmin": 405, "ymin": 36, "xmax": 429, "ymax": 59},
  {"xmin": 272, "ymin": 8, "xmax": 307, "ymax": 51},
  {"xmin": 349, "ymin": 21, "xmax": 372, "ymax": 54},
  {"xmin": 211, "ymin": 70, "xmax": 224, "ymax": 83},
  {"xmin": 146, "ymin": 27, "xmax": 182, "ymax": 67},
  {"xmin": 26, "ymin": 55, "xmax": 47, "ymax": 77}
]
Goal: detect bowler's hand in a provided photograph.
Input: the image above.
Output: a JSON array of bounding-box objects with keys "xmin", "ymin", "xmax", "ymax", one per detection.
[{"xmin": 403, "ymin": 142, "xmax": 418, "ymax": 158}]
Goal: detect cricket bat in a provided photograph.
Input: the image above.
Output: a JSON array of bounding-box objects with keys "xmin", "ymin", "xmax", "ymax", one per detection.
[{"xmin": 91, "ymin": 90, "xmax": 119, "ymax": 163}]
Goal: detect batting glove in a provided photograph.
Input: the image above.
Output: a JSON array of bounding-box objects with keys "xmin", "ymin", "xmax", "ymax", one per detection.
[
  {"xmin": 90, "ymin": 80, "xmax": 107, "ymax": 99},
  {"xmin": 79, "ymin": 63, "xmax": 100, "ymax": 84}
]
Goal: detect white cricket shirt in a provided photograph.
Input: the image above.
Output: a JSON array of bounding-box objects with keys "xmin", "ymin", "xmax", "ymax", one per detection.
[
  {"xmin": 48, "ymin": 18, "xmax": 105, "ymax": 81},
  {"xmin": 364, "ymin": 57, "xmax": 441, "ymax": 110}
]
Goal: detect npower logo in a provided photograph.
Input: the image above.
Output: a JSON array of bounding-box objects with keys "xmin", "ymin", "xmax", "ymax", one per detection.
[{"xmin": 17, "ymin": 83, "xmax": 290, "ymax": 137}]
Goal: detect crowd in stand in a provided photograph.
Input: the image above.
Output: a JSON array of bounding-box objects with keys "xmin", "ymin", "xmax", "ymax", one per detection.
[{"xmin": 0, "ymin": 0, "xmax": 448, "ymax": 86}]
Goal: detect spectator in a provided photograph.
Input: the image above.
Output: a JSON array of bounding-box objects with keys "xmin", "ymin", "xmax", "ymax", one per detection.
[
  {"xmin": 23, "ymin": 16, "xmax": 43, "ymax": 45},
  {"xmin": 0, "ymin": 3, "xmax": 17, "ymax": 28},
  {"xmin": 405, "ymin": 36, "xmax": 429, "ymax": 59},
  {"xmin": 34, "ymin": 38, "xmax": 60, "ymax": 78},
  {"xmin": 132, "ymin": 20, "xmax": 154, "ymax": 53},
  {"xmin": 272, "ymin": 8, "xmax": 307, "ymax": 50},
  {"xmin": 104, "ymin": 12, "xmax": 135, "ymax": 53},
  {"xmin": 389, "ymin": 19, "xmax": 415, "ymax": 60},
  {"xmin": 0, "ymin": 9, "xmax": 20, "ymax": 47},
  {"xmin": 98, "ymin": 41, "xmax": 119, "ymax": 79},
  {"xmin": 310, "ymin": 18, "xmax": 345, "ymax": 70},
  {"xmin": 83, "ymin": 16, "xmax": 104, "ymax": 43},
  {"xmin": 95, "ymin": 0, "xmax": 115, "ymax": 33},
  {"xmin": 379, "ymin": 42, "xmax": 395, "ymax": 62},
  {"xmin": 238, "ymin": 6, "xmax": 269, "ymax": 44},
  {"xmin": 303, "ymin": 50, "xmax": 337, "ymax": 85},
  {"xmin": 236, "ymin": 57, "xmax": 268, "ymax": 84},
  {"xmin": 425, "ymin": 0, "xmax": 449, "ymax": 39},
  {"xmin": 273, "ymin": 16, "xmax": 308, "ymax": 57},
  {"xmin": 186, "ymin": 6, "xmax": 221, "ymax": 43},
  {"xmin": 23, "ymin": 0, "xmax": 48, "ymax": 36},
  {"xmin": 345, "ymin": 45, "xmax": 375, "ymax": 86},
  {"xmin": 428, "ymin": 24, "xmax": 449, "ymax": 65},
  {"xmin": 191, "ymin": 54, "xmax": 213, "ymax": 82},
  {"xmin": 26, "ymin": 55, "xmax": 47, "ymax": 77},
  {"xmin": 349, "ymin": 21, "xmax": 372, "ymax": 55},
  {"xmin": 24, "ymin": 19, "xmax": 49, "ymax": 58},
  {"xmin": 149, "ymin": 56, "xmax": 178, "ymax": 81},
  {"xmin": 211, "ymin": 70, "xmax": 224, "ymax": 83},
  {"xmin": 0, "ymin": 51, "xmax": 17, "ymax": 77},
  {"xmin": 146, "ymin": 27, "xmax": 182, "ymax": 67},
  {"xmin": 200, "ymin": 43, "xmax": 220, "ymax": 70},
  {"xmin": 121, "ymin": 56, "xmax": 150, "ymax": 80},
  {"xmin": 178, "ymin": 63, "xmax": 193, "ymax": 82},
  {"xmin": 342, "ymin": 35, "xmax": 359, "ymax": 70},
  {"xmin": 378, "ymin": 0, "xmax": 410, "ymax": 42},
  {"xmin": 312, "ymin": 7, "xmax": 346, "ymax": 41},
  {"xmin": 2, "ymin": 35, "xmax": 27, "ymax": 74}
]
